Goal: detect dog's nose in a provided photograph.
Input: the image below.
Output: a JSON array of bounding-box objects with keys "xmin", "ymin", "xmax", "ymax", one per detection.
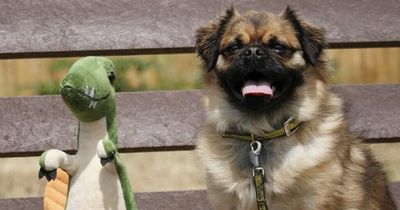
[{"xmin": 244, "ymin": 46, "xmax": 265, "ymax": 59}]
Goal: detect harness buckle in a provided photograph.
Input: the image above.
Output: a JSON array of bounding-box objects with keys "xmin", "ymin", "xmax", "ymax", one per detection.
[
  {"xmin": 252, "ymin": 167, "xmax": 265, "ymax": 177},
  {"xmin": 284, "ymin": 117, "xmax": 299, "ymax": 136}
]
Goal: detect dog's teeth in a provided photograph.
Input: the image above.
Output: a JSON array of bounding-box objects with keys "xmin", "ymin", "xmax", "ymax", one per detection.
[
  {"xmin": 89, "ymin": 88, "xmax": 95, "ymax": 98},
  {"xmin": 93, "ymin": 101, "xmax": 98, "ymax": 109},
  {"xmin": 272, "ymin": 86, "xmax": 276, "ymax": 92}
]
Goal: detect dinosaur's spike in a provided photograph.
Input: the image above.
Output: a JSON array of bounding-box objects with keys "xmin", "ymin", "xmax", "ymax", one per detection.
[
  {"xmin": 89, "ymin": 88, "xmax": 95, "ymax": 98},
  {"xmin": 84, "ymin": 86, "xmax": 90, "ymax": 95}
]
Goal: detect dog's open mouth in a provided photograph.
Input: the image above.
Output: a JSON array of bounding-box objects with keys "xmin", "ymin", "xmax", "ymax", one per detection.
[
  {"xmin": 241, "ymin": 80, "xmax": 275, "ymax": 98},
  {"xmin": 238, "ymin": 71, "xmax": 281, "ymax": 100}
]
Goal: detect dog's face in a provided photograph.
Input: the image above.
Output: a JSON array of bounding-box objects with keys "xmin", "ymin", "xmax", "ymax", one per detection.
[{"xmin": 196, "ymin": 7, "xmax": 326, "ymax": 113}]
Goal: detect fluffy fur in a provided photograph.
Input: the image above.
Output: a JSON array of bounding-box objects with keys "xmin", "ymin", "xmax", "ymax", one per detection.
[{"xmin": 196, "ymin": 7, "xmax": 395, "ymax": 210}]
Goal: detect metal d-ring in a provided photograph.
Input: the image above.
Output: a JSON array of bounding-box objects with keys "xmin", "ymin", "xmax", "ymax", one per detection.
[{"xmin": 250, "ymin": 140, "xmax": 262, "ymax": 155}]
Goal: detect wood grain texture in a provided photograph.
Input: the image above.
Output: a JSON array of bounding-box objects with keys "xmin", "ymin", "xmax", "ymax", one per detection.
[
  {"xmin": 0, "ymin": 190, "xmax": 211, "ymax": 210},
  {"xmin": 333, "ymin": 85, "xmax": 400, "ymax": 142},
  {"xmin": 0, "ymin": 84, "xmax": 399, "ymax": 157},
  {"xmin": 1, "ymin": 183, "xmax": 400, "ymax": 210},
  {"xmin": 0, "ymin": 0, "xmax": 399, "ymax": 59}
]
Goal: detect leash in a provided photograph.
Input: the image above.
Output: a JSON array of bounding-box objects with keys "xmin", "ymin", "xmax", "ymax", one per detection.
[
  {"xmin": 220, "ymin": 117, "xmax": 302, "ymax": 210},
  {"xmin": 250, "ymin": 140, "xmax": 268, "ymax": 210}
]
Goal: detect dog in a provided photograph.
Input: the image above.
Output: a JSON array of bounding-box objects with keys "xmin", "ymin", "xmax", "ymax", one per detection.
[{"xmin": 195, "ymin": 6, "xmax": 396, "ymax": 210}]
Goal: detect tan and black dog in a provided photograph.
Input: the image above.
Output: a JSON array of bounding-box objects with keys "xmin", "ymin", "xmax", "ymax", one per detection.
[{"xmin": 195, "ymin": 7, "xmax": 395, "ymax": 210}]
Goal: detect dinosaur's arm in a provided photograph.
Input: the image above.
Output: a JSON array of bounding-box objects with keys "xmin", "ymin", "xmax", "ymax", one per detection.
[
  {"xmin": 97, "ymin": 138, "xmax": 137, "ymax": 209},
  {"xmin": 40, "ymin": 149, "xmax": 77, "ymax": 176},
  {"xmin": 97, "ymin": 138, "xmax": 117, "ymax": 166}
]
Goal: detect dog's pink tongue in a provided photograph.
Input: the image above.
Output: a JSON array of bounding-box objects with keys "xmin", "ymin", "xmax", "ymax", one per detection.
[{"xmin": 242, "ymin": 81, "xmax": 273, "ymax": 97}]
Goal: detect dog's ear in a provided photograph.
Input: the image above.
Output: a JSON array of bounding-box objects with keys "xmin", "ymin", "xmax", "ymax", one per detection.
[
  {"xmin": 196, "ymin": 7, "xmax": 238, "ymax": 71},
  {"xmin": 282, "ymin": 6, "xmax": 327, "ymax": 66}
]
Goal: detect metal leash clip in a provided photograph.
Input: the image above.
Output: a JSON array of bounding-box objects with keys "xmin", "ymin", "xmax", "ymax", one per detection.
[{"xmin": 249, "ymin": 138, "xmax": 262, "ymax": 168}]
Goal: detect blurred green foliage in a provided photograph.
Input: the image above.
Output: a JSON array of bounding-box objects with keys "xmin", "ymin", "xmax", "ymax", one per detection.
[
  {"xmin": 36, "ymin": 57, "xmax": 201, "ymax": 95},
  {"xmin": 36, "ymin": 60, "xmax": 69, "ymax": 95}
]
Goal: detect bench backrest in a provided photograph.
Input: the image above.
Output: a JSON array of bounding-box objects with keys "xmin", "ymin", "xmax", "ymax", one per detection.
[{"xmin": 1, "ymin": 0, "xmax": 399, "ymax": 156}]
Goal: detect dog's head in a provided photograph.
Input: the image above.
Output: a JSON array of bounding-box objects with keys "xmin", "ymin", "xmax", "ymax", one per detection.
[{"xmin": 196, "ymin": 7, "xmax": 327, "ymax": 113}]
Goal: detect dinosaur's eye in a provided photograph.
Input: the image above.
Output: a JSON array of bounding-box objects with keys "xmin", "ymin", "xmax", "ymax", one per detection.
[{"xmin": 108, "ymin": 72, "xmax": 115, "ymax": 84}]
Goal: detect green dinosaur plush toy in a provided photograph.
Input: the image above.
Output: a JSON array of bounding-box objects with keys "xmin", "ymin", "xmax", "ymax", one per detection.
[{"xmin": 39, "ymin": 56, "xmax": 137, "ymax": 210}]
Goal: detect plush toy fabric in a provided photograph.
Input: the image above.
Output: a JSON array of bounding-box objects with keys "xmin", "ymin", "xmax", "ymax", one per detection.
[{"xmin": 39, "ymin": 56, "xmax": 137, "ymax": 210}]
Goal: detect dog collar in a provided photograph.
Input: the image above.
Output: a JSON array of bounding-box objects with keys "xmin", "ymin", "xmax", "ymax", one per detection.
[{"xmin": 220, "ymin": 117, "xmax": 302, "ymax": 141}]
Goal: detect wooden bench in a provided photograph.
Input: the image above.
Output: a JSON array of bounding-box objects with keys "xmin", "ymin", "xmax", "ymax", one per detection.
[{"xmin": 0, "ymin": 0, "xmax": 399, "ymax": 209}]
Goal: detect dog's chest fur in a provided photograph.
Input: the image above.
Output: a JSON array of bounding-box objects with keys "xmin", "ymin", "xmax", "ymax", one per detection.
[
  {"xmin": 198, "ymin": 124, "xmax": 345, "ymax": 210},
  {"xmin": 197, "ymin": 82, "xmax": 394, "ymax": 210}
]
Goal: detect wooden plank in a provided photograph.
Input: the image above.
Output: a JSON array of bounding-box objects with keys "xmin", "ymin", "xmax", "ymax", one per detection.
[
  {"xmin": 0, "ymin": 84, "xmax": 399, "ymax": 157},
  {"xmin": 0, "ymin": 0, "xmax": 399, "ymax": 59},
  {"xmin": 333, "ymin": 85, "xmax": 400, "ymax": 142},
  {"xmin": 0, "ymin": 190, "xmax": 211, "ymax": 210},
  {"xmin": 0, "ymin": 90, "xmax": 204, "ymax": 157},
  {"xmin": 1, "ymin": 183, "xmax": 400, "ymax": 210}
]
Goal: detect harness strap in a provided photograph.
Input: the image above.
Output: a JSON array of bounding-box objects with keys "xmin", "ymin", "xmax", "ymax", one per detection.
[{"xmin": 220, "ymin": 117, "xmax": 302, "ymax": 141}]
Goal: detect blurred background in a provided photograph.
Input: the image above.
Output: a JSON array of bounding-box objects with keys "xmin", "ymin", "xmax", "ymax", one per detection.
[{"xmin": 0, "ymin": 48, "xmax": 399, "ymax": 198}]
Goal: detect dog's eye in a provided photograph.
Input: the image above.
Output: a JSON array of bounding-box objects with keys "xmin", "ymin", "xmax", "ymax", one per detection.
[
  {"xmin": 227, "ymin": 44, "xmax": 241, "ymax": 53},
  {"xmin": 271, "ymin": 44, "xmax": 286, "ymax": 54}
]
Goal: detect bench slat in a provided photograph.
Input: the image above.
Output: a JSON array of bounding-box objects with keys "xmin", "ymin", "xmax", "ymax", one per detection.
[
  {"xmin": 1, "ymin": 182, "xmax": 400, "ymax": 210},
  {"xmin": 0, "ymin": 84, "xmax": 399, "ymax": 157},
  {"xmin": 1, "ymin": 0, "xmax": 399, "ymax": 59},
  {"xmin": 0, "ymin": 190, "xmax": 211, "ymax": 210}
]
